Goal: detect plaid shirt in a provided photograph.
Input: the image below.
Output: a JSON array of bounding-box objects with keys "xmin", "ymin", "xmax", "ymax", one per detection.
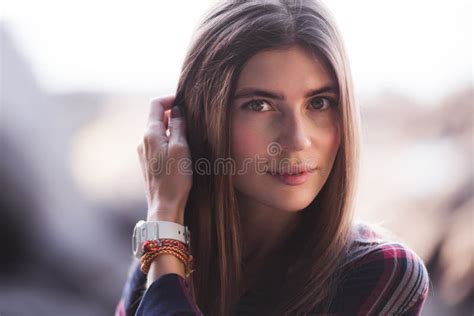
[{"xmin": 115, "ymin": 223, "xmax": 430, "ymax": 315}]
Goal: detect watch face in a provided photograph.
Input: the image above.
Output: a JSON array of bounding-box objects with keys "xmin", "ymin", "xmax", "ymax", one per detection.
[
  {"xmin": 132, "ymin": 225, "xmax": 138, "ymax": 256},
  {"xmin": 132, "ymin": 221, "xmax": 144, "ymax": 258}
]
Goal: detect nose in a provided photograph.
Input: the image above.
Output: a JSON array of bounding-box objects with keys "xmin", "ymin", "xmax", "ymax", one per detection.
[{"xmin": 276, "ymin": 113, "xmax": 311, "ymax": 152}]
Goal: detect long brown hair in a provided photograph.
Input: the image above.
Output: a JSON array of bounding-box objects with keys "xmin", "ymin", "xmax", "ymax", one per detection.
[{"xmin": 173, "ymin": 0, "xmax": 361, "ymax": 314}]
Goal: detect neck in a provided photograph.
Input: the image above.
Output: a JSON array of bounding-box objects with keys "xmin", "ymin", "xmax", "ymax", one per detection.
[{"xmin": 238, "ymin": 194, "xmax": 303, "ymax": 263}]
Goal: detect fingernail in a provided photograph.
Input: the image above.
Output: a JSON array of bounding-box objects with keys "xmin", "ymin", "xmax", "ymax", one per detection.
[{"xmin": 171, "ymin": 106, "xmax": 182, "ymax": 118}]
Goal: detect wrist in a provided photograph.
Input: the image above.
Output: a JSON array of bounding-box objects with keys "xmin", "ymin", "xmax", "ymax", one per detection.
[
  {"xmin": 147, "ymin": 210, "xmax": 184, "ymax": 225},
  {"xmin": 146, "ymin": 254, "xmax": 186, "ymax": 288}
]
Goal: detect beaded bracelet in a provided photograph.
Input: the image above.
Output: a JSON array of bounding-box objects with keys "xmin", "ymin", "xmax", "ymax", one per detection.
[
  {"xmin": 140, "ymin": 239, "xmax": 194, "ymax": 277},
  {"xmin": 141, "ymin": 247, "xmax": 194, "ymax": 276},
  {"xmin": 143, "ymin": 239, "xmax": 189, "ymax": 253},
  {"xmin": 141, "ymin": 248, "xmax": 193, "ymax": 275},
  {"xmin": 142, "ymin": 246, "xmax": 190, "ymax": 268},
  {"xmin": 142, "ymin": 239, "xmax": 191, "ymax": 269}
]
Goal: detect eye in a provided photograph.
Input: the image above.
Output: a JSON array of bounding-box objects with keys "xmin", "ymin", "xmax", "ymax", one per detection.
[
  {"xmin": 308, "ymin": 97, "xmax": 336, "ymax": 110},
  {"xmin": 242, "ymin": 99, "xmax": 273, "ymax": 112}
]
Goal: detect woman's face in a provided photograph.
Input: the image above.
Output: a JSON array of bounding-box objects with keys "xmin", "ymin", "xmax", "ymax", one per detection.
[{"xmin": 230, "ymin": 45, "xmax": 341, "ymax": 212}]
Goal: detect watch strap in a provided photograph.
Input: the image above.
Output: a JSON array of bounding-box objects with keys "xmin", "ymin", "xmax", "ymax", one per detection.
[
  {"xmin": 133, "ymin": 220, "xmax": 190, "ymax": 258},
  {"xmin": 139, "ymin": 220, "xmax": 189, "ymax": 244}
]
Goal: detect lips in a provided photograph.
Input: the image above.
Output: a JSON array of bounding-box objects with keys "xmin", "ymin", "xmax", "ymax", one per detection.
[
  {"xmin": 273, "ymin": 170, "xmax": 314, "ymax": 176},
  {"xmin": 268, "ymin": 170, "xmax": 314, "ymax": 185},
  {"xmin": 266, "ymin": 165, "xmax": 317, "ymax": 186},
  {"xmin": 267, "ymin": 165, "xmax": 317, "ymax": 176}
]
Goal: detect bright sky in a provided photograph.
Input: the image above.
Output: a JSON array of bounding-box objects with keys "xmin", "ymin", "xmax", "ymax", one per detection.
[{"xmin": 2, "ymin": 0, "xmax": 472, "ymax": 104}]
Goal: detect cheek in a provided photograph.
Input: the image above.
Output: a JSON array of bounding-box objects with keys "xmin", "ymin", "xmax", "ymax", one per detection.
[
  {"xmin": 231, "ymin": 125, "xmax": 265, "ymax": 194},
  {"xmin": 330, "ymin": 118, "xmax": 341, "ymax": 153},
  {"xmin": 313, "ymin": 112, "xmax": 340, "ymax": 151},
  {"xmin": 313, "ymin": 118, "xmax": 341, "ymax": 173},
  {"xmin": 324, "ymin": 122, "xmax": 340, "ymax": 153},
  {"xmin": 231, "ymin": 121, "xmax": 268, "ymax": 162},
  {"xmin": 232, "ymin": 131, "xmax": 260, "ymax": 171}
]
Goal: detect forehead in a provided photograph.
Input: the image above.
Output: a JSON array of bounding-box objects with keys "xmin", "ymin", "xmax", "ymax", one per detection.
[{"xmin": 236, "ymin": 46, "xmax": 336, "ymax": 90}]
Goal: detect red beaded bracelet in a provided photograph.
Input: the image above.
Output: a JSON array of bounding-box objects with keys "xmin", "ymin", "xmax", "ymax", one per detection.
[
  {"xmin": 143, "ymin": 239, "xmax": 189, "ymax": 253},
  {"xmin": 140, "ymin": 239, "xmax": 194, "ymax": 277}
]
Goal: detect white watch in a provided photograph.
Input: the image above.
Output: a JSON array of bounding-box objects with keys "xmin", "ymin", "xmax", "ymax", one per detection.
[{"xmin": 132, "ymin": 220, "xmax": 190, "ymax": 258}]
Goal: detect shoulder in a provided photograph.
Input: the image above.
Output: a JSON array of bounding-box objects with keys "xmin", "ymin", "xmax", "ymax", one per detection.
[{"xmin": 331, "ymin": 221, "xmax": 431, "ymax": 315}]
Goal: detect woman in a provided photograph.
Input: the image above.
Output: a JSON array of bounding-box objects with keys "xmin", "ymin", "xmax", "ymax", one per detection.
[{"xmin": 116, "ymin": 0, "xmax": 430, "ymax": 315}]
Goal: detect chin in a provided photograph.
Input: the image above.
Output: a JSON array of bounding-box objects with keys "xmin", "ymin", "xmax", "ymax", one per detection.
[{"xmin": 260, "ymin": 193, "xmax": 317, "ymax": 213}]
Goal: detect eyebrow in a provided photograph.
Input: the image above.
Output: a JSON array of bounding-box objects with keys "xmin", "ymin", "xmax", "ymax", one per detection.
[{"xmin": 233, "ymin": 85, "xmax": 339, "ymax": 100}]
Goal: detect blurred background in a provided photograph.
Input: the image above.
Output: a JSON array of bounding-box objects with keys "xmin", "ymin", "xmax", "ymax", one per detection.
[{"xmin": 0, "ymin": 0, "xmax": 472, "ymax": 315}]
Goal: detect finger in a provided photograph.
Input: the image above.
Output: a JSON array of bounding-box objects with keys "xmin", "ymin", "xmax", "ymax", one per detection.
[
  {"xmin": 169, "ymin": 105, "xmax": 187, "ymax": 145},
  {"xmin": 164, "ymin": 109, "xmax": 171, "ymax": 136},
  {"xmin": 148, "ymin": 95, "xmax": 175, "ymax": 124},
  {"xmin": 147, "ymin": 96, "xmax": 175, "ymax": 138}
]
